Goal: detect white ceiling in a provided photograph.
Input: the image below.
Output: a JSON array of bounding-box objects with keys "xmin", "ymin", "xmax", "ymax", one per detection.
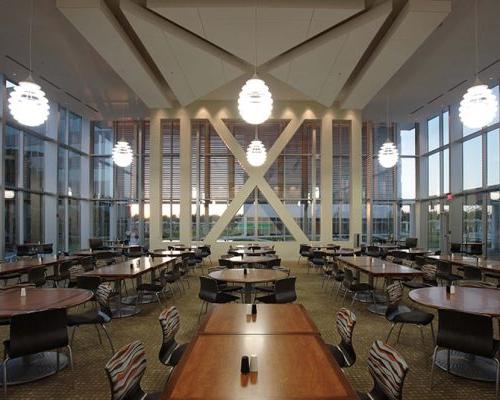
[{"xmin": 3, "ymin": 0, "xmax": 495, "ymax": 123}]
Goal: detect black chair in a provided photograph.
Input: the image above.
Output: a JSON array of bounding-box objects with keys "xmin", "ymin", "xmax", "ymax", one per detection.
[
  {"xmin": 436, "ymin": 260, "xmax": 462, "ymax": 285},
  {"xmin": 3, "ymin": 308, "xmax": 72, "ymax": 394},
  {"xmin": 450, "ymin": 243, "xmax": 463, "ymax": 254},
  {"xmin": 431, "ymin": 309, "xmax": 499, "ymax": 398},
  {"xmin": 405, "ymin": 237, "xmax": 418, "ymax": 249},
  {"xmin": 207, "ymin": 267, "xmax": 244, "ymax": 295},
  {"xmin": 329, "ymin": 259, "xmax": 345, "ymax": 295},
  {"xmin": 22, "ymin": 267, "xmax": 47, "ymax": 287},
  {"xmin": 357, "ymin": 340, "xmax": 409, "ymax": 400},
  {"xmin": 462, "ymin": 265, "xmax": 482, "ymax": 281},
  {"xmin": 46, "ymin": 260, "xmax": 74, "ymax": 287},
  {"xmin": 89, "ymin": 238, "xmax": 110, "ymax": 251},
  {"xmin": 366, "ymin": 246, "xmax": 382, "ymax": 257},
  {"xmin": 340, "ymin": 269, "xmax": 372, "ymax": 306},
  {"xmin": 255, "ymin": 277, "xmax": 297, "ymax": 304},
  {"xmin": 158, "ymin": 306, "xmax": 188, "ymax": 367},
  {"xmin": 40, "ymin": 244, "xmax": 53, "ymax": 255},
  {"xmin": 298, "ymin": 244, "xmax": 312, "ymax": 263},
  {"xmin": 466, "ymin": 243, "xmax": 483, "ymax": 256},
  {"xmin": 326, "ymin": 308, "xmax": 357, "ymax": 368},
  {"xmin": 308, "ymin": 251, "xmax": 326, "ymax": 273},
  {"xmin": 199, "ymin": 245, "xmax": 212, "ymax": 266},
  {"xmin": 105, "ymin": 341, "xmax": 158, "ymax": 400},
  {"xmin": 125, "ymin": 246, "xmax": 143, "ymax": 258},
  {"xmin": 385, "ymin": 281, "xmax": 435, "ymax": 345},
  {"xmin": 67, "ymin": 283, "xmax": 115, "ymax": 353},
  {"xmin": 219, "ymin": 257, "xmax": 234, "ymax": 268},
  {"xmin": 0, "ymin": 261, "xmax": 21, "ymax": 286},
  {"xmin": 198, "ymin": 276, "xmax": 239, "ymax": 320}
]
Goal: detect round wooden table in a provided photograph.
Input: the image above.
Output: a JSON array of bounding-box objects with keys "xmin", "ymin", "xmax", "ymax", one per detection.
[
  {"xmin": 209, "ymin": 268, "xmax": 287, "ymax": 303},
  {"xmin": 230, "ymin": 249, "xmax": 274, "ymax": 256},
  {"xmin": 227, "ymin": 255, "xmax": 277, "ymax": 266},
  {"xmin": 410, "ymin": 286, "xmax": 500, "ymax": 382},
  {"xmin": 0, "ymin": 287, "xmax": 93, "ymax": 386}
]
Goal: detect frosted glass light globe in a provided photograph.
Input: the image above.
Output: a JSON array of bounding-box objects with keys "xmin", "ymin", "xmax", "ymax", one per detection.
[
  {"xmin": 246, "ymin": 139, "xmax": 267, "ymax": 167},
  {"xmin": 112, "ymin": 141, "xmax": 133, "ymax": 167},
  {"xmin": 8, "ymin": 80, "xmax": 49, "ymax": 127},
  {"xmin": 459, "ymin": 84, "xmax": 498, "ymax": 129},
  {"xmin": 378, "ymin": 141, "xmax": 399, "ymax": 168},
  {"xmin": 238, "ymin": 78, "xmax": 273, "ymax": 125}
]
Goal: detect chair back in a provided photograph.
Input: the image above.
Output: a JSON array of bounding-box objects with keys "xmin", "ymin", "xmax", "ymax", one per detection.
[
  {"xmin": 405, "ymin": 238, "xmax": 417, "ymax": 248},
  {"xmin": 366, "ymin": 246, "xmax": 381, "ymax": 257},
  {"xmin": 467, "ymin": 243, "xmax": 483, "ymax": 256},
  {"xmin": 105, "ymin": 341, "xmax": 147, "ymax": 400},
  {"xmin": 421, "ymin": 264, "xmax": 437, "ymax": 284},
  {"xmin": 437, "ymin": 260, "xmax": 452, "ymax": 275},
  {"xmin": 77, "ymin": 275, "xmax": 102, "ymax": 292},
  {"xmin": 68, "ymin": 264, "xmax": 85, "ymax": 283},
  {"xmin": 414, "ymin": 256, "xmax": 427, "ymax": 267},
  {"xmin": 462, "ymin": 266, "xmax": 482, "ymax": 281},
  {"xmin": 89, "ymin": 238, "xmax": 104, "ymax": 250},
  {"xmin": 367, "ymin": 340, "xmax": 408, "ymax": 400},
  {"xmin": 342, "ymin": 268, "xmax": 355, "ymax": 288},
  {"xmin": 158, "ymin": 306, "xmax": 181, "ymax": 363},
  {"xmin": 269, "ymin": 258, "xmax": 281, "ymax": 267},
  {"xmin": 28, "ymin": 267, "xmax": 46, "ymax": 287},
  {"xmin": 299, "ymin": 244, "xmax": 311, "ymax": 256},
  {"xmin": 95, "ymin": 283, "xmax": 113, "ymax": 318},
  {"xmin": 41, "ymin": 244, "xmax": 53, "ymax": 255},
  {"xmin": 199, "ymin": 276, "xmax": 219, "ymax": 302},
  {"xmin": 336, "ymin": 308, "xmax": 357, "ymax": 366},
  {"xmin": 8, "ymin": 308, "xmax": 68, "ymax": 358},
  {"xmin": 450, "ymin": 243, "xmax": 462, "ymax": 253},
  {"xmin": 274, "ymin": 277, "xmax": 297, "ymax": 303},
  {"xmin": 219, "ymin": 258, "xmax": 233, "ymax": 268},
  {"xmin": 79, "ymin": 256, "xmax": 96, "ymax": 271},
  {"xmin": 385, "ymin": 282, "xmax": 404, "ymax": 320},
  {"xmin": 437, "ymin": 309, "xmax": 496, "ymax": 357},
  {"xmin": 310, "ymin": 251, "xmax": 325, "ymax": 266}
]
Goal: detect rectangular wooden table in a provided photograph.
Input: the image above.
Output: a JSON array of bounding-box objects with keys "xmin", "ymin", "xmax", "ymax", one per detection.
[
  {"xmin": 0, "ymin": 255, "xmax": 82, "ymax": 277},
  {"xmin": 426, "ymin": 254, "xmax": 500, "ymax": 274},
  {"xmin": 83, "ymin": 256, "xmax": 177, "ymax": 317},
  {"xmin": 198, "ymin": 304, "xmax": 319, "ymax": 335},
  {"xmin": 338, "ymin": 256, "xmax": 423, "ymax": 314},
  {"xmin": 163, "ymin": 335, "xmax": 356, "ymax": 400}
]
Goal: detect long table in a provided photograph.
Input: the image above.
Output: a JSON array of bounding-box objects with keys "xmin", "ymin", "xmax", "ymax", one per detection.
[
  {"xmin": 83, "ymin": 256, "xmax": 176, "ymax": 317},
  {"xmin": 338, "ymin": 256, "xmax": 423, "ymax": 314},
  {"xmin": 162, "ymin": 304, "xmax": 357, "ymax": 400},
  {"xmin": 0, "ymin": 255, "xmax": 82, "ymax": 277},
  {"xmin": 426, "ymin": 254, "xmax": 500, "ymax": 274}
]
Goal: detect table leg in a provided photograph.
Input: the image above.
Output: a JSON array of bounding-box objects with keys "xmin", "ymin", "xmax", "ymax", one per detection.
[
  {"xmin": 120, "ymin": 274, "xmax": 156, "ymax": 305},
  {"xmin": 435, "ymin": 349, "xmax": 497, "ymax": 382},
  {"xmin": 111, "ymin": 279, "xmax": 142, "ymax": 318},
  {"xmin": 243, "ymin": 282, "xmax": 253, "ymax": 304},
  {"xmin": 0, "ymin": 352, "xmax": 69, "ymax": 386}
]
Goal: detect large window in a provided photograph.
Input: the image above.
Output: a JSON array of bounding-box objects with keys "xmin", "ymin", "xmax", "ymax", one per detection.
[
  {"xmin": 487, "ymin": 191, "xmax": 500, "ymax": 257},
  {"xmin": 463, "ymin": 136, "xmax": 482, "ymax": 190},
  {"xmin": 427, "ymin": 200, "xmax": 441, "ymax": 250},
  {"xmin": 161, "ymin": 120, "xmax": 180, "ymax": 241}
]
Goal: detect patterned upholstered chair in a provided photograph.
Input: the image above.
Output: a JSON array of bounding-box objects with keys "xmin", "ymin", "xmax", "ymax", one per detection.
[
  {"xmin": 385, "ymin": 281, "xmax": 434, "ymax": 345},
  {"xmin": 105, "ymin": 341, "xmax": 159, "ymax": 400},
  {"xmin": 357, "ymin": 340, "xmax": 409, "ymax": 400},
  {"xmin": 67, "ymin": 282, "xmax": 115, "ymax": 353},
  {"xmin": 326, "ymin": 308, "xmax": 357, "ymax": 368},
  {"xmin": 68, "ymin": 264, "xmax": 85, "ymax": 287},
  {"xmin": 403, "ymin": 263, "xmax": 437, "ymax": 289},
  {"xmin": 158, "ymin": 306, "xmax": 188, "ymax": 367}
]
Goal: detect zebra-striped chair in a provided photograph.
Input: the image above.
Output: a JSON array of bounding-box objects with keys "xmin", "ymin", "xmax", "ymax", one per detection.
[
  {"xmin": 158, "ymin": 306, "xmax": 188, "ymax": 367},
  {"xmin": 358, "ymin": 340, "xmax": 409, "ymax": 400},
  {"xmin": 105, "ymin": 341, "xmax": 159, "ymax": 400},
  {"xmin": 385, "ymin": 281, "xmax": 435, "ymax": 345},
  {"xmin": 326, "ymin": 308, "xmax": 357, "ymax": 368}
]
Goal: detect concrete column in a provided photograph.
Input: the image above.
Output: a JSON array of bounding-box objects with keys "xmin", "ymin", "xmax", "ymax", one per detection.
[
  {"xmin": 149, "ymin": 109, "xmax": 163, "ymax": 249},
  {"xmin": 320, "ymin": 116, "xmax": 332, "ymax": 242}
]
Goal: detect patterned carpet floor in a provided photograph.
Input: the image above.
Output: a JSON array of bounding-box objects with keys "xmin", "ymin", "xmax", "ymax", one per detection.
[{"xmin": 1, "ymin": 262, "xmax": 496, "ymax": 399}]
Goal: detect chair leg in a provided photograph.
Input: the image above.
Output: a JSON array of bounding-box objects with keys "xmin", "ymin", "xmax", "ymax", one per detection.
[
  {"xmin": 56, "ymin": 349, "xmax": 60, "ymax": 371},
  {"xmin": 66, "ymin": 345, "xmax": 74, "ymax": 370},
  {"xmin": 71, "ymin": 326, "xmax": 78, "ymax": 346},
  {"xmin": 495, "ymin": 358, "xmax": 499, "ymax": 400},
  {"xmin": 430, "ymin": 346, "xmax": 439, "ymax": 388},
  {"xmin": 396, "ymin": 324, "xmax": 405, "ymax": 344},
  {"xmin": 430, "ymin": 322, "xmax": 436, "ymax": 346},
  {"xmin": 3, "ymin": 357, "xmax": 9, "ymax": 395},
  {"xmin": 94, "ymin": 323, "xmax": 103, "ymax": 345},
  {"xmin": 418, "ymin": 324, "xmax": 425, "ymax": 345},
  {"xmin": 386, "ymin": 323, "xmax": 396, "ymax": 343},
  {"xmin": 100, "ymin": 324, "xmax": 115, "ymax": 354},
  {"xmin": 447, "ymin": 349, "xmax": 451, "ymax": 372}
]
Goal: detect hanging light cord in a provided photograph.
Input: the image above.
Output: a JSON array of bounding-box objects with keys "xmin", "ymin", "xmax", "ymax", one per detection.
[
  {"xmin": 474, "ymin": 0, "xmax": 479, "ymax": 80},
  {"xmin": 28, "ymin": 0, "xmax": 33, "ymax": 80}
]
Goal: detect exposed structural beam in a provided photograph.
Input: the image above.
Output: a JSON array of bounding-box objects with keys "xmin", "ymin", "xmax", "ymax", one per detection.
[
  {"xmin": 148, "ymin": 0, "xmax": 364, "ymax": 8},
  {"xmin": 57, "ymin": 0, "xmax": 172, "ymax": 108},
  {"xmin": 121, "ymin": 0, "xmax": 249, "ymax": 106},
  {"xmin": 341, "ymin": 0, "xmax": 451, "ymax": 110},
  {"xmin": 264, "ymin": 1, "xmax": 392, "ymax": 107}
]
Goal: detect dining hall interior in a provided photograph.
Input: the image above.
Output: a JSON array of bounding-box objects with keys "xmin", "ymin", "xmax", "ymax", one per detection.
[{"xmin": 0, "ymin": 0, "xmax": 499, "ymax": 399}]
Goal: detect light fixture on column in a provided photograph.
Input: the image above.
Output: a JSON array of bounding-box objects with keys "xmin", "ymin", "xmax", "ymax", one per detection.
[
  {"xmin": 459, "ymin": 0, "xmax": 498, "ymax": 129},
  {"xmin": 8, "ymin": 0, "xmax": 49, "ymax": 127},
  {"xmin": 238, "ymin": 6, "xmax": 273, "ymax": 125},
  {"xmin": 378, "ymin": 98, "xmax": 399, "ymax": 169},
  {"xmin": 112, "ymin": 140, "xmax": 133, "ymax": 168},
  {"xmin": 246, "ymin": 126, "xmax": 267, "ymax": 167}
]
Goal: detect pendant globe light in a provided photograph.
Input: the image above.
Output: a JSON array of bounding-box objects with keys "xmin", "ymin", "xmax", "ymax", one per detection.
[
  {"xmin": 112, "ymin": 118, "xmax": 133, "ymax": 168},
  {"xmin": 459, "ymin": 0, "xmax": 498, "ymax": 129},
  {"xmin": 378, "ymin": 98, "xmax": 399, "ymax": 169},
  {"xmin": 239, "ymin": 7, "xmax": 273, "ymax": 125},
  {"xmin": 8, "ymin": 0, "xmax": 49, "ymax": 127},
  {"xmin": 246, "ymin": 127, "xmax": 267, "ymax": 167}
]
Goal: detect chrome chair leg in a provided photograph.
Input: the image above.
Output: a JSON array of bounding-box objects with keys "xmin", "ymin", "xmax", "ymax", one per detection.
[
  {"xmin": 386, "ymin": 323, "xmax": 396, "ymax": 343},
  {"xmin": 430, "ymin": 346, "xmax": 439, "ymax": 388},
  {"xmin": 67, "ymin": 345, "xmax": 74, "ymax": 370},
  {"xmin": 3, "ymin": 357, "xmax": 9, "ymax": 395},
  {"xmin": 100, "ymin": 324, "xmax": 115, "ymax": 354}
]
